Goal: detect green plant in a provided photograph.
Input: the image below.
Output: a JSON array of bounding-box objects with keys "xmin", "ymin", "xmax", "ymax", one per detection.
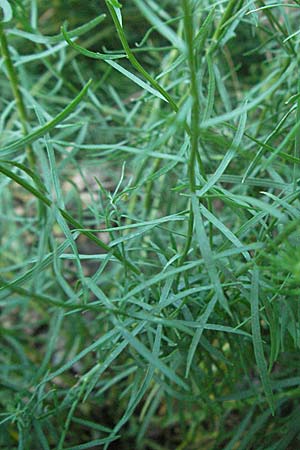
[{"xmin": 1, "ymin": 0, "xmax": 300, "ymax": 449}]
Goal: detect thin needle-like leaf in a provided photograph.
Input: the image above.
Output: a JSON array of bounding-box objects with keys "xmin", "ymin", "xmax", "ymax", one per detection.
[{"xmin": 250, "ymin": 267, "xmax": 274, "ymax": 413}]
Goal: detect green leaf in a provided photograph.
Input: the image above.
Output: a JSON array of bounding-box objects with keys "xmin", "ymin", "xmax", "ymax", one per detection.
[
  {"xmin": 118, "ymin": 325, "xmax": 189, "ymax": 390},
  {"xmin": 198, "ymin": 104, "xmax": 247, "ymax": 196},
  {"xmin": 199, "ymin": 203, "xmax": 250, "ymax": 261},
  {"xmin": 0, "ymin": 163, "xmax": 139, "ymax": 274},
  {"xmin": 192, "ymin": 194, "xmax": 230, "ymax": 313},
  {"xmin": 65, "ymin": 437, "xmax": 120, "ymax": 450},
  {"xmin": 62, "ymin": 22, "xmax": 125, "ymax": 60},
  {"xmin": 185, "ymin": 295, "xmax": 218, "ymax": 377},
  {"xmin": 7, "ymin": 14, "xmax": 106, "ymax": 44},
  {"xmin": 0, "ymin": 80, "xmax": 92, "ymax": 157},
  {"xmin": 105, "ymin": 0, "xmax": 178, "ymax": 110},
  {"xmin": 250, "ymin": 267, "xmax": 275, "ymax": 413},
  {"xmin": 201, "ymin": 63, "xmax": 294, "ymax": 128},
  {"xmin": 107, "ymin": 0, "xmax": 122, "ymax": 7},
  {"xmin": 105, "ymin": 60, "xmax": 167, "ymax": 101},
  {"xmin": 0, "ymin": 0, "xmax": 12, "ymax": 23},
  {"xmin": 42, "ymin": 328, "xmax": 120, "ymax": 384},
  {"xmin": 133, "ymin": 0, "xmax": 185, "ymax": 51},
  {"xmin": 203, "ymin": 54, "xmax": 215, "ymax": 121}
]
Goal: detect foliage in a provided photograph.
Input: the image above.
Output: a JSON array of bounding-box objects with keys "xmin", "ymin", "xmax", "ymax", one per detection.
[{"xmin": 1, "ymin": 0, "xmax": 300, "ymax": 448}]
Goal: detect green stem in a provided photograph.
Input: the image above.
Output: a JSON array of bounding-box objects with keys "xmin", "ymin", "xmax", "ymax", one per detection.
[
  {"xmin": 0, "ymin": 24, "xmax": 35, "ymax": 169},
  {"xmin": 107, "ymin": 1, "xmax": 210, "ymax": 268},
  {"xmin": 177, "ymin": 0, "xmax": 208, "ymax": 271},
  {"xmin": 182, "ymin": 0, "xmax": 205, "ymax": 186},
  {"xmin": 209, "ymin": 0, "xmax": 239, "ymax": 53},
  {"xmin": 106, "ymin": 1, "xmax": 179, "ymax": 113}
]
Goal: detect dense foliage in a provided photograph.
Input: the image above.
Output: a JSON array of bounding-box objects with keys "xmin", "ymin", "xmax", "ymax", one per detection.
[{"xmin": 1, "ymin": 0, "xmax": 300, "ymax": 448}]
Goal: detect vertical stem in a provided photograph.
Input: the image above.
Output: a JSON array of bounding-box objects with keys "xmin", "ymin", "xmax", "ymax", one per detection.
[
  {"xmin": 209, "ymin": 0, "xmax": 239, "ymax": 52},
  {"xmin": 177, "ymin": 0, "xmax": 206, "ymax": 273},
  {"xmin": 0, "ymin": 24, "xmax": 35, "ymax": 168},
  {"xmin": 182, "ymin": 0, "xmax": 205, "ymax": 187}
]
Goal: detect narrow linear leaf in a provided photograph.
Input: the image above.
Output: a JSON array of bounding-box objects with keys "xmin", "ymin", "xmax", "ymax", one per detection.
[
  {"xmin": 133, "ymin": 0, "xmax": 185, "ymax": 52},
  {"xmin": 7, "ymin": 14, "xmax": 107, "ymax": 44},
  {"xmin": 65, "ymin": 436, "xmax": 120, "ymax": 450},
  {"xmin": 203, "ymin": 54, "xmax": 215, "ymax": 121},
  {"xmin": 198, "ymin": 105, "xmax": 247, "ymax": 196},
  {"xmin": 118, "ymin": 326, "xmax": 189, "ymax": 390},
  {"xmin": 42, "ymin": 328, "xmax": 119, "ymax": 384},
  {"xmin": 192, "ymin": 194, "xmax": 230, "ymax": 313},
  {"xmin": 201, "ymin": 64, "xmax": 293, "ymax": 128},
  {"xmin": 200, "ymin": 203, "xmax": 250, "ymax": 261},
  {"xmin": 0, "ymin": 163, "xmax": 139, "ymax": 274},
  {"xmin": 250, "ymin": 267, "xmax": 275, "ymax": 413},
  {"xmin": 62, "ymin": 23, "xmax": 125, "ymax": 60},
  {"xmin": 185, "ymin": 295, "xmax": 218, "ymax": 377},
  {"xmin": 0, "ymin": 80, "xmax": 92, "ymax": 156},
  {"xmin": 0, "ymin": 0, "xmax": 12, "ymax": 22}
]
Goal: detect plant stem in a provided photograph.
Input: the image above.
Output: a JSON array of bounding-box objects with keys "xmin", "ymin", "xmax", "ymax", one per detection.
[
  {"xmin": 106, "ymin": 1, "xmax": 179, "ymax": 113},
  {"xmin": 209, "ymin": 0, "xmax": 239, "ymax": 52},
  {"xmin": 0, "ymin": 24, "xmax": 35, "ymax": 169},
  {"xmin": 182, "ymin": 0, "xmax": 205, "ymax": 187},
  {"xmin": 177, "ymin": 0, "xmax": 208, "ymax": 272}
]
